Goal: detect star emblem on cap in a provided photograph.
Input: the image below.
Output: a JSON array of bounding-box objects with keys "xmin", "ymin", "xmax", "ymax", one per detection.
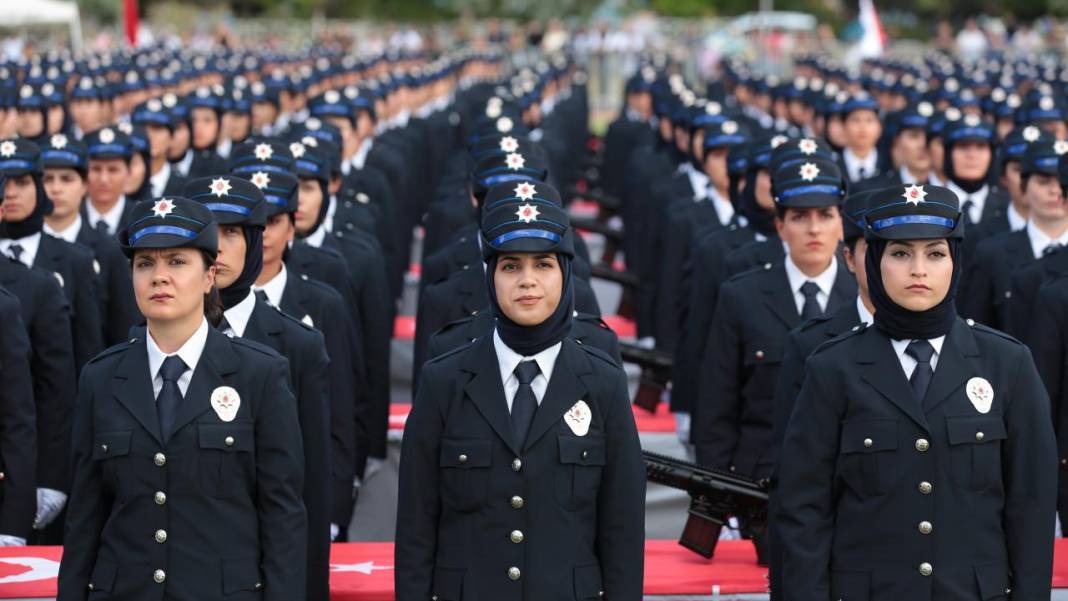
[
  {"xmin": 705, "ymin": 102, "xmax": 722, "ymax": 116},
  {"xmin": 1055, "ymin": 140, "xmax": 1068, "ymax": 156},
  {"xmin": 19, "ymin": 85, "xmax": 32, "ymax": 99},
  {"xmin": 147, "ymin": 98, "xmax": 162, "ymax": 112},
  {"xmin": 118, "ymin": 122, "xmax": 133, "ymax": 135},
  {"xmin": 516, "ymin": 203, "xmax": 540, "ymax": 224},
  {"xmin": 1023, "ymin": 126, "xmax": 1042, "ymax": 142},
  {"xmin": 305, "ymin": 117, "xmax": 322, "ymax": 130},
  {"xmin": 41, "ymin": 83, "xmax": 54, "ymax": 97},
  {"xmin": 99, "ymin": 128, "xmax": 115, "ymax": 144},
  {"xmin": 505, "ymin": 153, "xmax": 525, "ymax": 171},
  {"xmin": 301, "ymin": 136, "xmax": 318, "ymax": 148},
  {"xmin": 210, "ymin": 177, "xmax": 232, "ymax": 198},
  {"xmin": 963, "ymin": 114, "xmax": 982, "ymax": 127},
  {"xmin": 1041, "ymin": 96, "xmax": 1056, "ymax": 111},
  {"xmin": 499, "ymin": 136, "xmax": 519, "ymax": 153},
  {"xmin": 799, "ymin": 162, "xmax": 820, "ymax": 182},
  {"xmin": 902, "ymin": 184, "xmax": 927, "ymax": 206},
  {"xmin": 0, "ymin": 141, "xmax": 15, "ymax": 158},
  {"xmin": 324, "ymin": 90, "xmax": 340, "ymax": 104},
  {"xmin": 722, "ymin": 120, "xmax": 738, "ymax": 135},
  {"xmin": 152, "ymin": 198, "xmax": 175, "ymax": 218},
  {"xmin": 497, "ymin": 117, "xmax": 514, "ymax": 133},
  {"xmin": 50, "ymin": 134, "xmax": 68, "ymax": 150},
  {"xmin": 798, "ymin": 138, "xmax": 818, "ymax": 155},
  {"xmin": 917, "ymin": 102, "xmax": 934, "ymax": 117},
  {"xmin": 290, "ymin": 143, "xmax": 306, "ymax": 159},
  {"xmin": 254, "ymin": 143, "xmax": 273, "ymax": 161},
  {"xmin": 945, "ymin": 107, "xmax": 962, "ymax": 122},
  {"xmin": 197, "ymin": 86, "xmax": 212, "ymax": 98},
  {"xmin": 79, "ymin": 77, "xmax": 93, "ymax": 90},
  {"xmin": 514, "ymin": 182, "xmax": 537, "ymax": 201},
  {"xmin": 486, "ymin": 103, "xmax": 502, "ymax": 118},
  {"xmin": 770, "ymin": 135, "xmax": 789, "ymax": 149},
  {"xmin": 250, "ymin": 171, "xmax": 271, "ymax": 189}
]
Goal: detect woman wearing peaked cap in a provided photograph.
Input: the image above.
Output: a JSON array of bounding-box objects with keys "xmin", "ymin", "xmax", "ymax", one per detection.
[
  {"xmin": 58, "ymin": 196, "xmax": 307, "ymax": 601},
  {"xmin": 397, "ymin": 181, "xmax": 645, "ymax": 601},
  {"xmin": 778, "ymin": 183, "xmax": 1056, "ymax": 600}
]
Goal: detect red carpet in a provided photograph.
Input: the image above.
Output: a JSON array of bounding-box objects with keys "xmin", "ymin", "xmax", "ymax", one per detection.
[
  {"xmin": 390, "ymin": 400, "xmax": 676, "ymax": 433},
  {"xmin": 4, "ymin": 539, "xmax": 1068, "ymax": 598}
]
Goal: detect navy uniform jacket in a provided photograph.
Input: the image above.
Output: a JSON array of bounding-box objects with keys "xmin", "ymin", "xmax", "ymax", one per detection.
[
  {"xmin": 693, "ymin": 260, "xmax": 856, "ymax": 477},
  {"xmin": 779, "ymin": 320, "xmax": 1056, "ymax": 601},
  {"xmin": 672, "ymin": 223, "xmax": 761, "ymax": 414},
  {"xmin": 960, "ymin": 211, "xmax": 1013, "ymax": 274},
  {"xmin": 79, "ymin": 200, "xmax": 137, "ymax": 239},
  {"xmin": 396, "ymin": 337, "xmax": 645, "ymax": 601},
  {"xmin": 636, "ymin": 170, "xmax": 692, "ymax": 340},
  {"xmin": 1005, "ymin": 248, "xmax": 1068, "ymax": 340},
  {"xmin": 58, "ymin": 328, "xmax": 307, "ymax": 601},
  {"xmin": 0, "ymin": 259, "xmax": 75, "ymax": 492},
  {"xmin": 723, "ymin": 237, "xmax": 786, "ymax": 279},
  {"xmin": 338, "ymin": 168, "xmax": 402, "ymax": 299},
  {"xmin": 34, "ymin": 234, "xmax": 105, "ymax": 372},
  {"xmin": 277, "ymin": 272, "xmax": 363, "ymax": 528},
  {"xmin": 186, "ymin": 148, "xmax": 225, "ymax": 179},
  {"xmin": 958, "ymin": 230, "xmax": 1033, "ymax": 330},
  {"xmin": 74, "ymin": 224, "xmax": 141, "ymax": 346},
  {"xmin": 0, "ymin": 286, "xmax": 37, "ymax": 539},
  {"xmin": 240, "ymin": 300, "xmax": 331, "ymax": 601}
]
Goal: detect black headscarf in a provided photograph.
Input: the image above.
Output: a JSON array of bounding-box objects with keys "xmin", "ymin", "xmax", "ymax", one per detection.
[
  {"xmin": 485, "ymin": 253, "xmax": 575, "ymax": 357},
  {"xmin": 218, "ymin": 225, "xmax": 264, "ymax": 310},
  {"xmin": 0, "ymin": 172, "xmax": 52, "ymax": 240},
  {"xmin": 866, "ymin": 237, "xmax": 961, "ymax": 340}
]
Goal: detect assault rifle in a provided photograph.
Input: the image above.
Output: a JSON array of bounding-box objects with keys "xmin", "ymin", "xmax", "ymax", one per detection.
[{"xmin": 619, "ymin": 343, "xmax": 672, "ymax": 413}]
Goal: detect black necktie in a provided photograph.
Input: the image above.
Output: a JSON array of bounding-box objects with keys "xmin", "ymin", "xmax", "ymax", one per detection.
[
  {"xmin": 217, "ymin": 316, "xmax": 232, "ymax": 335},
  {"xmin": 857, "ymin": 166, "xmax": 866, "ymax": 181},
  {"xmin": 254, "ymin": 289, "xmax": 269, "ymax": 305},
  {"xmin": 512, "ymin": 361, "xmax": 541, "ymax": 450},
  {"xmin": 7, "ymin": 244, "xmax": 22, "ymax": 263},
  {"xmin": 94, "ymin": 220, "xmax": 110, "ymax": 235},
  {"xmin": 961, "ymin": 199, "xmax": 975, "ymax": 226},
  {"xmin": 157, "ymin": 356, "xmax": 187, "ymax": 443},
  {"xmin": 800, "ymin": 281, "xmax": 823, "ymax": 320},
  {"xmin": 905, "ymin": 340, "xmax": 936, "ymax": 402},
  {"xmin": 1044, "ymin": 242, "xmax": 1063, "ymax": 257}
]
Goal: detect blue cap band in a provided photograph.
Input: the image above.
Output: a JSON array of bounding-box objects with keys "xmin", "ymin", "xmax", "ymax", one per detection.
[
  {"xmin": 0, "ymin": 159, "xmax": 36, "ymax": 171},
  {"xmin": 42, "ymin": 150, "xmax": 83, "ymax": 165},
  {"xmin": 870, "ymin": 215, "xmax": 956, "ymax": 232},
  {"xmin": 778, "ymin": 184, "xmax": 843, "ymax": 200},
  {"xmin": 129, "ymin": 224, "xmax": 198, "ymax": 244},
  {"xmin": 204, "ymin": 202, "xmax": 253, "ymax": 215},
  {"xmin": 233, "ymin": 164, "xmax": 289, "ymax": 175},
  {"xmin": 489, "ymin": 228, "xmax": 562, "ymax": 248}
]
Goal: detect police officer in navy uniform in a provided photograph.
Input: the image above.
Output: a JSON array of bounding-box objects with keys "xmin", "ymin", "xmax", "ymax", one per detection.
[
  {"xmin": 0, "ymin": 285, "xmax": 38, "ymax": 546},
  {"xmin": 396, "ymin": 184, "xmax": 645, "ymax": 601},
  {"xmin": 58, "ymin": 196, "xmax": 306, "ymax": 601},
  {"xmin": 779, "ymin": 183, "xmax": 1056, "ymax": 600},
  {"xmin": 183, "ymin": 175, "xmax": 332, "ymax": 601},
  {"xmin": 81, "ymin": 126, "xmax": 139, "ymax": 237}
]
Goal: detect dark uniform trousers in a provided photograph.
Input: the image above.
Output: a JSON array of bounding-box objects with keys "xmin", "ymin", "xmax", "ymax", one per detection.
[
  {"xmin": 779, "ymin": 320, "xmax": 1056, "ymax": 600},
  {"xmin": 396, "ymin": 337, "xmax": 645, "ymax": 601},
  {"xmin": 0, "ymin": 286, "xmax": 38, "ymax": 539},
  {"xmin": 58, "ymin": 329, "xmax": 307, "ymax": 601}
]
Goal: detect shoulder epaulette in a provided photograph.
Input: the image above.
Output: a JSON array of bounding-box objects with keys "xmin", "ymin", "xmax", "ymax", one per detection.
[
  {"xmin": 88, "ymin": 339, "xmax": 137, "ymax": 364},
  {"xmin": 965, "ymin": 318, "xmax": 1023, "ymax": 345},
  {"xmin": 228, "ymin": 335, "xmax": 284, "ymax": 358},
  {"xmin": 575, "ymin": 339, "xmax": 619, "ymax": 368},
  {"xmin": 425, "ymin": 338, "xmax": 477, "ymax": 365},
  {"xmin": 811, "ymin": 321, "xmax": 869, "ymax": 356},
  {"xmin": 724, "ymin": 261, "xmax": 774, "ymax": 284}
]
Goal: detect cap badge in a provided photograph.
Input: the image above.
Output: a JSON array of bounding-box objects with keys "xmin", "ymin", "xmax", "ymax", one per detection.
[
  {"xmin": 152, "ymin": 198, "xmax": 175, "ymax": 218},
  {"xmin": 721, "ymin": 120, "xmax": 738, "ymax": 135},
  {"xmin": 499, "ymin": 136, "xmax": 519, "ymax": 153},
  {"xmin": 1023, "ymin": 126, "xmax": 1042, "ymax": 142},
  {"xmin": 505, "ymin": 153, "xmax": 525, "ymax": 171},
  {"xmin": 496, "ymin": 117, "xmax": 514, "ymax": 133},
  {"xmin": 50, "ymin": 134, "xmax": 68, "ymax": 150},
  {"xmin": 209, "ymin": 177, "xmax": 232, "ymax": 198},
  {"xmin": 0, "ymin": 141, "xmax": 16, "ymax": 158},
  {"xmin": 516, "ymin": 203, "xmax": 539, "ymax": 224},
  {"xmin": 289, "ymin": 142, "xmax": 306, "ymax": 159},
  {"xmin": 99, "ymin": 128, "xmax": 115, "ymax": 144},
  {"xmin": 798, "ymin": 138, "xmax": 818, "ymax": 155},
  {"xmin": 1055, "ymin": 140, "xmax": 1068, "ymax": 156},
  {"xmin": 799, "ymin": 162, "xmax": 820, "ymax": 182},
  {"xmin": 514, "ymin": 182, "xmax": 536, "ymax": 201},
  {"xmin": 254, "ymin": 143, "xmax": 273, "ymax": 161},
  {"xmin": 250, "ymin": 172, "xmax": 271, "ymax": 189},
  {"xmin": 902, "ymin": 184, "xmax": 927, "ymax": 206}
]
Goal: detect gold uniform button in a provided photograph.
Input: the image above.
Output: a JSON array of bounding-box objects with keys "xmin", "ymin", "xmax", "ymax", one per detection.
[
  {"xmin": 975, "ymin": 432, "xmax": 985, "ymax": 442},
  {"xmin": 1062, "ymin": 458, "xmax": 1068, "ymax": 466},
  {"xmin": 508, "ymin": 567, "xmax": 521, "ymax": 581},
  {"xmin": 581, "ymin": 450, "xmax": 589, "ymax": 460},
  {"xmin": 154, "ymin": 453, "xmax": 167, "ymax": 467},
  {"xmin": 87, "ymin": 584, "xmax": 95, "ymax": 591},
  {"xmin": 918, "ymin": 521, "xmax": 933, "ymax": 535},
  {"xmin": 966, "ymin": 318, "xmax": 976, "ymax": 327},
  {"xmin": 458, "ymin": 454, "xmax": 468, "ymax": 464},
  {"xmin": 510, "ymin": 496, "xmax": 524, "ymax": 509},
  {"xmin": 153, "ymin": 569, "xmax": 166, "ymax": 584},
  {"xmin": 254, "ymin": 583, "xmax": 263, "ymax": 591},
  {"xmin": 915, "ymin": 439, "xmax": 930, "ymax": 452},
  {"xmin": 224, "ymin": 436, "xmax": 235, "ymax": 447},
  {"xmin": 511, "ymin": 458, "xmax": 522, "ymax": 472},
  {"xmin": 863, "ymin": 438, "xmax": 873, "ymax": 448},
  {"xmin": 101, "ymin": 444, "xmax": 109, "ymax": 454},
  {"xmin": 919, "ymin": 562, "xmax": 933, "ymax": 577},
  {"xmin": 755, "ymin": 350, "xmax": 765, "ymax": 360},
  {"xmin": 154, "ymin": 491, "xmax": 167, "ymax": 505},
  {"xmin": 155, "ymin": 529, "xmax": 168, "ymax": 543},
  {"xmin": 510, "ymin": 530, "xmax": 524, "ymax": 543},
  {"xmin": 918, "ymin": 481, "xmax": 933, "ymax": 495}
]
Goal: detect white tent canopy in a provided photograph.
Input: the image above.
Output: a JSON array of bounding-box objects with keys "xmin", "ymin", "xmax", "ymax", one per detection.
[{"xmin": 0, "ymin": 1, "xmax": 82, "ymax": 49}]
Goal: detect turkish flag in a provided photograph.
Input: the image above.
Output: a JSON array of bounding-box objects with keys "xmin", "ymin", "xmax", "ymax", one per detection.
[{"xmin": 124, "ymin": 0, "xmax": 139, "ymax": 47}]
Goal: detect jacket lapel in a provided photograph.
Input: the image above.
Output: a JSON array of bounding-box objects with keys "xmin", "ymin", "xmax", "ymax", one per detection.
[
  {"xmin": 111, "ymin": 338, "xmax": 163, "ymax": 445},
  {"xmin": 760, "ymin": 264, "xmax": 800, "ymax": 329},
  {"xmin": 461, "ymin": 337, "xmax": 521, "ymax": 456},
  {"xmin": 922, "ymin": 320, "xmax": 981, "ymax": 414},
  {"xmin": 857, "ymin": 327, "xmax": 931, "ymax": 433},
  {"xmin": 169, "ymin": 328, "xmax": 240, "ymax": 437},
  {"xmin": 523, "ymin": 340, "xmax": 590, "ymax": 453},
  {"xmin": 825, "ymin": 261, "xmax": 858, "ymax": 314}
]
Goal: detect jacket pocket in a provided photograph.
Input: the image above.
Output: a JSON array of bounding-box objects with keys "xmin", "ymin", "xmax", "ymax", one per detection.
[
  {"xmin": 431, "ymin": 566, "xmax": 464, "ymax": 601},
  {"xmin": 93, "ymin": 430, "xmax": 133, "ymax": 498},
  {"xmin": 198, "ymin": 422, "xmax": 254, "ymax": 499},
  {"xmin": 573, "ymin": 563, "xmax": 603, "ymax": 600},
  {"xmin": 830, "ymin": 570, "xmax": 870, "ymax": 601},
  {"xmin": 556, "ymin": 435, "xmax": 606, "ymax": 511},
  {"xmin": 838, "ymin": 419, "xmax": 898, "ymax": 498},
  {"xmin": 741, "ymin": 341, "xmax": 783, "ymax": 401},
  {"xmin": 973, "ymin": 560, "xmax": 1011, "ymax": 600},
  {"xmin": 439, "ymin": 438, "xmax": 492, "ymax": 512},
  {"xmin": 87, "ymin": 558, "xmax": 118, "ymax": 595},
  {"xmin": 946, "ymin": 416, "xmax": 1007, "ymax": 492},
  {"xmin": 221, "ymin": 556, "xmax": 264, "ymax": 594}
]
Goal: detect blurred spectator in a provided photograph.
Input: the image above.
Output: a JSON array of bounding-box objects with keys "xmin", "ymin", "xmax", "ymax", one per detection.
[{"xmin": 956, "ymin": 18, "xmax": 988, "ymax": 61}]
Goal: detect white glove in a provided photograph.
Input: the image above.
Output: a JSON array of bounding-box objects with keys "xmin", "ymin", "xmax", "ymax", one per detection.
[
  {"xmin": 0, "ymin": 535, "xmax": 26, "ymax": 546},
  {"xmin": 363, "ymin": 457, "xmax": 385, "ymax": 481},
  {"xmin": 34, "ymin": 488, "xmax": 67, "ymax": 530},
  {"xmin": 330, "ymin": 523, "xmax": 340, "ymax": 541},
  {"xmin": 673, "ymin": 412, "xmax": 691, "ymax": 446}
]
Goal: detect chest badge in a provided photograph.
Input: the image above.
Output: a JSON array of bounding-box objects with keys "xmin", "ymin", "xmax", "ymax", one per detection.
[
  {"xmin": 564, "ymin": 400, "xmax": 592, "ymax": 437},
  {"xmin": 211, "ymin": 386, "xmax": 241, "ymax": 422},
  {"xmin": 966, "ymin": 377, "xmax": 994, "ymax": 414}
]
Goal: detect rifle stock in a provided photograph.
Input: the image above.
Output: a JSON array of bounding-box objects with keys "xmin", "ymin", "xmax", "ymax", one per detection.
[{"xmin": 620, "ymin": 343, "xmax": 673, "ymax": 413}]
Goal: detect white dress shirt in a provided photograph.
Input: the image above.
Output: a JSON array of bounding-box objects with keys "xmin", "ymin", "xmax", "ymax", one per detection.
[
  {"xmin": 304, "ymin": 224, "xmax": 327, "ymax": 248},
  {"xmin": 149, "ymin": 161, "xmax": 173, "ymax": 198},
  {"xmin": 843, "ymin": 148, "xmax": 879, "ymax": 182},
  {"xmin": 254, "ymin": 264, "xmax": 288, "ymax": 308},
  {"xmin": 1026, "ymin": 220, "xmax": 1068, "ymax": 259},
  {"xmin": 220, "ymin": 291, "xmax": 257, "ymax": 338},
  {"xmin": 1007, "ymin": 203, "xmax": 1027, "ymax": 232},
  {"xmin": 0, "ymin": 232, "xmax": 42, "ymax": 267},
  {"xmin": 324, "ymin": 195, "xmax": 338, "ymax": 233},
  {"xmin": 682, "ymin": 163, "xmax": 709, "ymax": 200},
  {"xmin": 146, "ymin": 317, "xmax": 209, "ymax": 398},
  {"xmin": 43, "ymin": 214, "xmax": 82, "ymax": 243},
  {"xmin": 856, "ymin": 296, "xmax": 874, "ymax": 326},
  {"xmin": 891, "ymin": 336, "xmax": 945, "ymax": 380},
  {"xmin": 899, "ymin": 165, "xmax": 923, "ymax": 185},
  {"xmin": 85, "ymin": 195, "xmax": 127, "ymax": 236},
  {"xmin": 783, "ymin": 255, "xmax": 838, "ymax": 316},
  {"xmin": 493, "ymin": 329, "xmax": 562, "ymax": 412},
  {"xmin": 945, "ymin": 181, "xmax": 989, "ymax": 224},
  {"xmin": 350, "ymin": 138, "xmax": 374, "ymax": 171},
  {"xmin": 707, "ymin": 186, "xmax": 734, "ymax": 226},
  {"xmin": 175, "ymin": 149, "xmax": 194, "ymax": 177}
]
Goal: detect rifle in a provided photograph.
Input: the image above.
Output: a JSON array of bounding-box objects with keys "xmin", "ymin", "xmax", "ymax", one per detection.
[
  {"xmin": 588, "ymin": 263, "xmax": 639, "ymax": 321},
  {"xmin": 619, "ymin": 343, "xmax": 672, "ymax": 413},
  {"xmin": 643, "ymin": 451, "xmax": 769, "ymax": 559}
]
